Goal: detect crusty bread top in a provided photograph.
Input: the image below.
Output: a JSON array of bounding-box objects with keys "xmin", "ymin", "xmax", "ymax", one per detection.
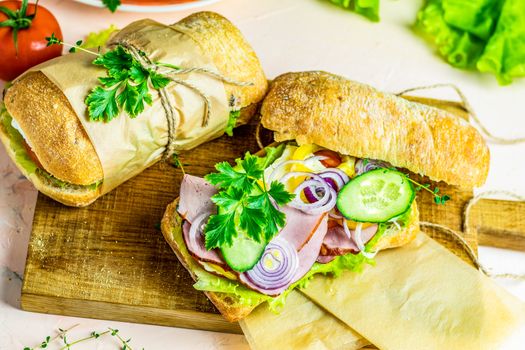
[
  {"xmin": 261, "ymin": 71, "xmax": 490, "ymax": 189},
  {"xmin": 170, "ymin": 11, "xmax": 268, "ymax": 125},
  {"xmin": 4, "ymin": 72, "xmax": 104, "ymax": 185}
]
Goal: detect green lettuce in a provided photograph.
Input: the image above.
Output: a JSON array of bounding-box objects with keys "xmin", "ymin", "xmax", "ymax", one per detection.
[
  {"xmin": 416, "ymin": 0, "xmax": 525, "ymax": 84},
  {"xmin": 477, "ymin": 0, "xmax": 525, "ymax": 84},
  {"xmin": 81, "ymin": 25, "xmax": 119, "ymax": 49},
  {"xmin": 0, "ymin": 104, "xmax": 38, "ymax": 174},
  {"xmin": 328, "ymin": 0, "xmax": 380, "ymax": 22}
]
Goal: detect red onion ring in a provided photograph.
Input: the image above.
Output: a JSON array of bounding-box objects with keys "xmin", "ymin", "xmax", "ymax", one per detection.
[
  {"xmin": 283, "ymin": 172, "xmax": 337, "ymax": 214},
  {"xmin": 188, "ymin": 212, "xmax": 211, "ymax": 251},
  {"xmin": 355, "ymin": 158, "xmax": 391, "ymax": 176},
  {"xmin": 244, "ymin": 237, "xmax": 299, "ymax": 290}
]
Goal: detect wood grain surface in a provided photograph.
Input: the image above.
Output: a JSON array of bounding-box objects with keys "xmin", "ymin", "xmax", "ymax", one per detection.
[{"xmin": 21, "ymin": 97, "xmax": 520, "ymax": 334}]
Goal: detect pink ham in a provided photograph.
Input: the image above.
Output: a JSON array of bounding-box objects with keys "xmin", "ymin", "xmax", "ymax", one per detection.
[
  {"xmin": 277, "ymin": 206, "xmax": 326, "ymax": 251},
  {"xmin": 177, "ymin": 174, "xmax": 217, "ymax": 224},
  {"xmin": 320, "ymin": 224, "xmax": 378, "ymax": 256},
  {"xmin": 182, "ymin": 221, "xmax": 225, "ymax": 265},
  {"xmin": 239, "ymin": 215, "xmax": 329, "ymax": 296}
]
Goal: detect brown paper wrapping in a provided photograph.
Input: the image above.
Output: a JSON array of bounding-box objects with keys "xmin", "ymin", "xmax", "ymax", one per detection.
[
  {"xmin": 240, "ymin": 234, "xmax": 525, "ymax": 349},
  {"xmin": 300, "ymin": 233, "xmax": 525, "ymax": 350},
  {"xmin": 240, "ymin": 291, "xmax": 370, "ymax": 350},
  {"xmin": 30, "ymin": 19, "xmax": 228, "ymax": 194}
]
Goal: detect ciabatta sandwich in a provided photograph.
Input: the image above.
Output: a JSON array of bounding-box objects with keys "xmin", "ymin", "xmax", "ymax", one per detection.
[
  {"xmin": 161, "ymin": 71, "xmax": 490, "ymax": 322},
  {"xmin": 0, "ymin": 12, "xmax": 267, "ymax": 207}
]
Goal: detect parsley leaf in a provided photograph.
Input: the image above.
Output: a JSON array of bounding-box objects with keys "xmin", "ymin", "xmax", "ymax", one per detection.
[
  {"xmin": 268, "ymin": 181, "xmax": 295, "ymax": 205},
  {"xmin": 204, "ymin": 147, "xmax": 293, "ymax": 250},
  {"xmin": 85, "ymin": 45, "xmax": 171, "ymax": 122},
  {"xmin": 102, "ymin": 0, "xmax": 121, "ymax": 12}
]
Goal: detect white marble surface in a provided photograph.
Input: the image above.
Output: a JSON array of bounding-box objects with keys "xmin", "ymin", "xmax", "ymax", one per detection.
[{"xmin": 1, "ymin": 0, "xmax": 524, "ymax": 348}]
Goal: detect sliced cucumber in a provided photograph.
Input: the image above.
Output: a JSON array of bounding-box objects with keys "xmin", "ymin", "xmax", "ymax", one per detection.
[
  {"xmin": 221, "ymin": 233, "xmax": 266, "ymax": 272},
  {"xmin": 336, "ymin": 168, "xmax": 415, "ymax": 223}
]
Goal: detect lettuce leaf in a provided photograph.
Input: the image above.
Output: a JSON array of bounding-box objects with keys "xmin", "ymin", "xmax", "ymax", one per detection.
[
  {"xmin": 477, "ymin": 0, "xmax": 525, "ymax": 84},
  {"xmin": 0, "ymin": 104, "xmax": 38, "ymax": 174},
  {"xmin": 415, "ymin": 0, "xmax": 486, "ymax": 69},
  {"xmin": 416, "ymin": 0, "xmax": 525, "ymax": 84},
  {"xmin": 81, "ymin": 25, "xmax": 119, "ymax": 49},
  {"xmin": 328, "ymin": 0, "xmax": 380, "ymax": 22}
]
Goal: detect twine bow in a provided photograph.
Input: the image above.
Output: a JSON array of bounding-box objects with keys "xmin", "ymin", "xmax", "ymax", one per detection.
[{"xmin": 121, "ymin": 43, "xmax": 253, "ymax": 159}]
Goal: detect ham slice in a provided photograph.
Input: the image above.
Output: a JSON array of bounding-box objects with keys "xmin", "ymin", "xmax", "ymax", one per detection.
[
  {"xmin": 177, "ymin": 174, "xmax": 217, "ymax": 224},
  {"xmin": 320, "ymin": 223, "xmax": 378, "ymax": 256},
  {"xmin": 277, "ymin": 206, "xmax": 326, "ymax": 251},
  {"xmin": 182, "ymin": 221, "xmax": 225, "ymax": 265},
  {"xmin": 239, "ymin": 215, "xmax": 329, "ymax": 296}
]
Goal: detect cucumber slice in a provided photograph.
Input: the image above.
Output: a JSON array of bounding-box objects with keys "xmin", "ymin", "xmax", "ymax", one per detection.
[
  {"xmin": 337, "ymin": 168, "xmax": 415, "ymax": 223},
  {"xmin": 221, "ymin": 233, "xmax": 266, "ymax": 272}
]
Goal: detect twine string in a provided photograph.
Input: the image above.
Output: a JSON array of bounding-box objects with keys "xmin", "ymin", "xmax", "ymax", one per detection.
[
  {"xmin": 396, "ymin": 83, "xmax": 525, "ymax": 145},
  {"xmin": 122, "ymin": 43, "xmax": 253, "ymax": 159},
  {"xmin": 422, "ymin": 189, "xmax": 525, "ymax": 281}
]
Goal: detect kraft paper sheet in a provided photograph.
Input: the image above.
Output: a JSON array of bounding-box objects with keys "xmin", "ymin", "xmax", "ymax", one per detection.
[{"xmin": 241, "ymin": 233, "xmax": 525, "ymax": 349}]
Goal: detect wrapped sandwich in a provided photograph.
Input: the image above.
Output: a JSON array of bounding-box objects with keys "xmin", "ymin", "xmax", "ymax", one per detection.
[
  {"xmin": 161, "ymin": 71, "xmax": 489, "ymax": 322},
  {"xmin": 0, "ymin": 12, "xmax": 267, "ymax": 206}
]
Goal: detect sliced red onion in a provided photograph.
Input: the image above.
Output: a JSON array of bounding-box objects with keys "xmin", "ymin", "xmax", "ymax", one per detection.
[
  {"xmin": 355, "ymin": 158, "xmax": 392, "ymax": 176},
  {"xmin": 189, "ymin": 212, "xmax": 211, "ymax": 252},
  {"xmin": 318, "ymin": 170, "xmax": 347, "ymax": 191},
  {"xmin": 244, "ymin": 237, "xmax": 299, "ymax": 290},
  {"xmin": 283, "ymin": 172, "xmax": 337, "ymax": 214},
  {"xmin": 268, "ymin": 156, "xmax": 327, "ymax": 183},
  {"xmin": 321, "ymin": 168, "xmax": 350, "ymax": 184},
  {"xmin": 353, "ymin": 223, "xmax": 378, "ymax": 259}
]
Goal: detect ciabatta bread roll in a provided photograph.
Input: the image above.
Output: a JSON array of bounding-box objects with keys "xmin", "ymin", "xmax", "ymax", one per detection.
[{"xmin": 261, "ymin": 71, "xmax": 489, "ymax": 189}]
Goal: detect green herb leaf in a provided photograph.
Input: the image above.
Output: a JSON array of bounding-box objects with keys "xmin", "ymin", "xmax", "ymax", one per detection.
[
  {"xmin": 102, "ymin": 0, "xmax": 121, "ymax": 12},
  {"xmin": 204, "ymin": 147, "xmax": 293, "ymax": 249},
  {"xmin": 85, "ymin": 86, "xmax": 119, "ymax": 121},
  {"xmin": 85, "ymin": 45, "xmax": 170, "ymax": 121},
  {"xmin": 205, "ymin": 212, "xmax": 237, "ymax": 249}
]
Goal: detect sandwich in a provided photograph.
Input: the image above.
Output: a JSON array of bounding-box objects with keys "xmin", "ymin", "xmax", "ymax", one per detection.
[
  {"xmin": 161, "ymin": 71, "xmax": 490, "ymax": 322},
  {"xmin": 0, "ymin": 12, "xmax": 267, "ymax": 207}
]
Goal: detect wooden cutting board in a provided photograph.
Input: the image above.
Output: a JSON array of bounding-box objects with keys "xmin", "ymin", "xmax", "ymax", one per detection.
[{"xmin": 20, "ymin": 97, "xmax": 525, "ymax": 334}]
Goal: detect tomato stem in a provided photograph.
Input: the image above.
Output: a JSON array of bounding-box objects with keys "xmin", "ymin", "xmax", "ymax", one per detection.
[{"xmin": 0, "ymin": 0, "xmax": 38, "ymax": 55}]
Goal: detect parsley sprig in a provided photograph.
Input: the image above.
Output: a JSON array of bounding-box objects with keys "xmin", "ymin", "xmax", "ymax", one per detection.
[
  {"xmin": 204, "ymin": 149, "xmax": 294, "ymax": 250},
  {"xmin": 46, "ymin": 34, "xmax": 170, "ymax": 122}
]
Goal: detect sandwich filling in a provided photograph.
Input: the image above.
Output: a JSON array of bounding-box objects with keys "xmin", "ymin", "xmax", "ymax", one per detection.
[
  {"xmin": 0, "ymin": 103, "xmax": 102, "ymax": 191},
  {"xmin": 176, "ymin": 143, "xmax": 418, "ymax": 309}
]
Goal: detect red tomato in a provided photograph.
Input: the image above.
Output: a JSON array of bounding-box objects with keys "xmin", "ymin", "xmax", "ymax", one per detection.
[
  {"xmin": 0, "ymin": 1, "xmax": 62, "ymax": 81},
  {"xmin": 314, "ymin": 149, "xmax": 342, "ymax": 168}
]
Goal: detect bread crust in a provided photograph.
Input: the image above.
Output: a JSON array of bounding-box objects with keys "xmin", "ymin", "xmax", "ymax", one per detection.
[
  {"xmin": 171, "ymin": 11, "xmax": 268, "ymax": 117},
  {"xmin": 261, "ymin": 71, "xmax": 490, "ymax": 189},
  {"xmin": 0, "ymin": 117, "xmax": 100, "ymax": 207},
  {"xmin": 4, "ymin": 72, "xmax": 104, "ymax": 186}
]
